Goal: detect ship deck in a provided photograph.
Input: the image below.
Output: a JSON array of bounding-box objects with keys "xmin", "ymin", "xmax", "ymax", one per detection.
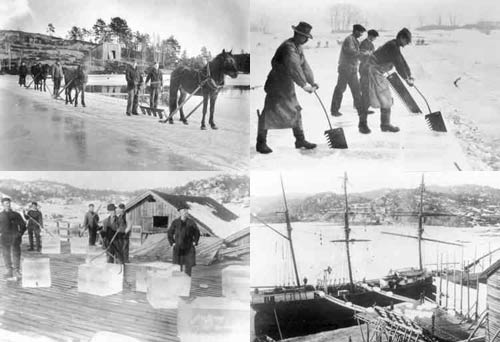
[{"xmin": 0, "ymin": 240, "xmax": 247, "ymax": 341}]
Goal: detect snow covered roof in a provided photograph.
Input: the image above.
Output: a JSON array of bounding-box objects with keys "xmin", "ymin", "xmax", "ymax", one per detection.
[{"xmin": 125, "ymin": 190, "xmax": 240, "ymax": 238}]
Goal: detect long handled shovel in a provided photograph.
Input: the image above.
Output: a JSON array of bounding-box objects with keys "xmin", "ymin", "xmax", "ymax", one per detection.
[
  {"xmin": 413, "ymin": 85, "xmax": 448, "ymax": 132},
  {"xmin": 314, "ymin": 90, "xmax": 348, "ymax": 149}
]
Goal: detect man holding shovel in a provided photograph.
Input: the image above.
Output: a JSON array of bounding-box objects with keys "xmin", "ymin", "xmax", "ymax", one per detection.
[
  {"xmin": 359, "ymin": 28, "xmax": 414, "ymax": 133},
  {"xmin": 23, "ymin": 202, "xmax": 43, "ymax": 252},
  {"xmin": 256, "ymin": 21, "xmax": 318, "ymax": 154},
  {"xmin": 101, "ymin": 204, "xmax": 121, "ymax": 263}
]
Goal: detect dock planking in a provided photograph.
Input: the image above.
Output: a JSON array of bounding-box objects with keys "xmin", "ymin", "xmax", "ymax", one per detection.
[{"xmin": 0, "ymin": 241, "xmax": 249, "ymax": 341}]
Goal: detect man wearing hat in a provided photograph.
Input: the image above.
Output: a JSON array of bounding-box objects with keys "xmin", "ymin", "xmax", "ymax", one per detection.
[
  {"xmin": 18, "ymin": 61, "xmax": 28, "ymax": 87},
  {"xmin": 359, "ymin": 28, "xmax": 414, "ymax": 134},
  {"xmin": 330, "ymin": 24, "xmax": 368, "ymax": 118},
  {"xmin": 168, "ymin": 204, "xmax": 200, "ymax": 276},
  {"xmin": 101, "ymin": 203, "xmax": 120, "ymax": 263},
  {"xmin": 23, "ymin": 202, "xmax": 43, "ymax": 252},
  {"xmin": 82, "ymin": 203, "xmax": 100, "ymax": 246},
  {"xmin": 116, "ymin": 203, "xmax": 131, "ymax": 263},
  {"xmin": 256, "ymin": 21, "xmax": 318, "ymax": 154},
  {"xmin": 52, "ymin": 58, "xmax": 64, "ymax": 97},
  {"xmin": 0, "ymin": 198, "xmax": 26, "ymax": 280}
]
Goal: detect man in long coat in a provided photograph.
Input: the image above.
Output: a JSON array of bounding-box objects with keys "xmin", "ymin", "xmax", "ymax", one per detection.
[
  {"xmin": 18, "ymin": 62, "xmax": 28, "ymax": 87},
  {"xmin": 125, "ymin": 61, "xmax": 143, "ymax": 116},
  {"xmin": 359, "ymin": 28, "xmax": 414, "ymax": 133},
  {"xmin": 52, "ymin": 58, "xmax": 64, "ymax": 97},
  {"xmin": 0, "ymin": 198, "xmax": 26, "ymax": 280},
  {"xmin": 358, "ymin": 29, "xmax": 379, "ymax": 133},
  {"xmin": 330, "ymin": 24, "xmax": 367, "ymax": 118},
  {"xmin": 256, "ymin": 21, "xmax": 318, "ymax": 154},
  {"xmin": 168, "ymin": 205, "xmax": 200, "ymax": 276},
  {"xmin": 101, "ymin": 204, "xmax": 122, "ymax": 263}
]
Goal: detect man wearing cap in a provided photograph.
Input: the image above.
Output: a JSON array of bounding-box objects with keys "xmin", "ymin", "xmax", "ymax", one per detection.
[
  {"xmin": 168, "ymin": 205, "xmax": 200, "ymax": 276},
  {"xmin": 18, "ymin": 61, "xmax": 28, "ymax": 87},
  {"xmin": 145, "ymin": 62, "xmax": 163, "ymax": 109},
  {"xmin": 359, "ymin": 28, "xmax": 414, "ymax": 134},
  {"xmin": 23, "ymin": 202, "xmax": 43, "ymax": 252},
  {"xmin": 52, "ymin": 58, "xmax": 64, "ymax": 97},
  {"xmin": 0, "ymin": 198, "xmax": 26, "ymax": 280},
  {"xmin": 83, "ymin": 204, "xmax": 100, "ymax": 246},
  {"xmin": 101, "ymin": 204, "xmax": 120, "ymax": 263},
  {"xmin": 358, "ymin": 29, "xmax": 380, "ymax": 130},
  {"xmin": 116, "ymin": 203, "xmax": 132, "ymax": 263},
  {"xmin": 256, "ymin": 21, "xmax": 318, "ymax": 154},
  {"xmin": 125, "ymin": 61, "xmax": 143, "ymax": 116},
  {"xmin": 330, "ymin": 24, "xmax": 368, "ymax": 118}
]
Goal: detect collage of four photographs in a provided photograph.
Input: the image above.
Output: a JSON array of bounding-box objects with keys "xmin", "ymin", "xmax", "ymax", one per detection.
[{"xmin": 1, "ymin": 0, "xmax": 500, "ymax": 341}]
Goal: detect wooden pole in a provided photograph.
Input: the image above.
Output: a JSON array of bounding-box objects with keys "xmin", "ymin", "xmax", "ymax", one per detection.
[
  {"xmin": 453, "ymin": 252, "xmax": 457, "ymax": 312},
  {"xmin": 343, "ymin": 172, "xmax": 355, "ymax": 292},
  {"xmin": 439, "ymin": 254, "xmax": 443, "ymax": 306},
  {"xmin": 446, "ymin": 253, "xmax": 449, "ymax": 309},
  {"xmin": 460, "ymin": 249, "xmax": 464, "ymax": 315},
  {"xmin": 437, "ymin": 252, "xmax": 441, "ymax": 305},
  {"xmin": 467, "ymin": 263, "xmax": 470, "ymax": 320},
  {"xmin": 473, "ymin": 248, "xmax": 479, "ymax": 320}
]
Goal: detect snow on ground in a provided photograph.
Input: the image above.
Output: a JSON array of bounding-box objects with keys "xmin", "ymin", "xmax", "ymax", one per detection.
[
  {"xmin": 250, "ymin": 29, "xmax": 500, "ymax": 171},
  {"xmin": 187, "ymin": 201, "xmax": 249, "ymax": 238}
]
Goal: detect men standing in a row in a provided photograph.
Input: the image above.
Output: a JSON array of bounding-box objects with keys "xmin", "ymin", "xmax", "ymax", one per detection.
[
  {"xmin": 256, "ymin": 21, "xmax": 318, "ymax": 154},
  {"xmin": 330, "ymin": 24, "xmax": 367, "ymax": 118},
  {"xmin": 18, "ymin": 61, "xmax": 28, "ymax": 87},
  {"xmin": 125, "ymin": 61, "xmax": 143, "ymax": 116},
  {"xmin": 168, "ymin": 205, "xmax": 200, "ymax": 276},
  {"xmin": 83, "ymin": 203, "xmax": 100, "ymax": 246},
  {"xmin": 101, "ymin": 203, "xmax": 130, "ymax": 264},
  {"xmin": 0, "ymin": 198, "xmax": 26, "ymax": 280},
  {"xmin": 23, "ymin": 202, "xmax": 43, "ymax": 252},
  {"xmin": 145, "ymin": 62, "xmax": 163, "ymax": 109},
  {"xmin": 52, "ymin": 58, "xmax": 64, "ymax": 97}
]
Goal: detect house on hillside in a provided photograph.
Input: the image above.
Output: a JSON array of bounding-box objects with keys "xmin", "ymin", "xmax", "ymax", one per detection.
[{"xmin": 90, "ymin": 42, "xmax": 122, "ymax": 63}]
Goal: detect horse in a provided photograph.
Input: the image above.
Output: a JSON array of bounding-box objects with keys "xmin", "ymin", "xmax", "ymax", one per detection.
[
  {"xmin": 31, "ymin": 64, "xmax": 50, "ymax": 91},
  {"xmin": 169, "ymin": 49, "xmax": 239, "ymax": 130},
  {"xmin": 63, "ymin": 65, "xmax": 88, "ymax": 107}
]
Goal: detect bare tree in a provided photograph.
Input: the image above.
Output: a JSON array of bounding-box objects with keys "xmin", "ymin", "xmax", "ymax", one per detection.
[{"xmin": 329, "ymin": 4, "xmax": 364, "ymax": 32}]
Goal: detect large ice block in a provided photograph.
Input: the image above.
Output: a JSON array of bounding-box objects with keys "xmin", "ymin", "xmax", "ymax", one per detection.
[
  {"xmin": 41, "ymin": 235, "xmax": 61, "ymax": 254},
  {"xmin": 147, "ymin": 270, "xmax": 191, "ymax": 309},
  {"xmin": 135, "ymin": 262, "xmax": 176, "ymax": 292},
  {"xmin": 177, "ymin": 297, "xmax": 250, "ymax": 342},
  {"xmin": 78, "ymin": 263, "xmax": 123, "ymax": 296},
  {"xmin": 221, "ymin": 265, "xmax": 250, "ymax": 301},
  {"xmin": 70, "ymin": 237, "xmax": 89, "ymax": 254},
  {"xmin": 22, "ymin": 258, "xmax": 51, "ymax": 288}
]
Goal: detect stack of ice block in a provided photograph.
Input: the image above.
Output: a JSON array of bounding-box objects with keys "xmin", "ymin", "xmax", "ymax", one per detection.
[
  {"xmin": 41, "ymin": 235, "xmax": 61, "ymax": 254},
  {"xmin": 221, "ymin": 265, "xmax": 250, "ymax": 301},
  {"xmin": 147, "ymin": 270, "xmax": 191, "ymax": 309},
  {"xmin": 177, "ymin": 297, "xmax": 250, "ymax": 342},
  {"xmin": 70, "ymin": 237, "xmax": 88, "ymax": 254},
  {"xmin": 78, "ymin": 263, "xmax": 123, "ymax": 296},
  {"xmin": 135, "ymin": 262, "xmax": 176, "ymax": 292},
  {"xmin": 22, "ymin": 258, "xmax": 51, "ymax": 288}
]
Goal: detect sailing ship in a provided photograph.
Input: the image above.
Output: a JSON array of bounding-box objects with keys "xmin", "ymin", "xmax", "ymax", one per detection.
[{"xmin": 251, "ymin": 174, "xmax": 413, "ymax": 341}]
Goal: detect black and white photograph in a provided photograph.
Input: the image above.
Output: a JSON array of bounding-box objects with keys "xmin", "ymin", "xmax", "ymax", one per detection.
[
  {"xmin": 251, "ymin": 170, "xmax": 500, "ymax": 341},
  {"xmin": 0, "ymin": 0, "xmax": 250, "ymax": 171},
  {"xmin": 0, "ymin": 171, "xmax": 249, "ymax": 341},
  {"xmin": 250, "ymin": 0, "xmax": 500, "ymax": 171}
]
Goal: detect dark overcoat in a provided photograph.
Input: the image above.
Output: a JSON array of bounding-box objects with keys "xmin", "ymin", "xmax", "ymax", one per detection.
[{"xmin": 167, "ymin": 217, "xmax": 200, "ymax": 267}]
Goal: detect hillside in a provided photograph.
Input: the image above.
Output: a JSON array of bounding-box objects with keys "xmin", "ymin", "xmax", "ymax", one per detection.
[{"xmin": 252, "ymin": 185, "xmax": 500, "ymax": 227}]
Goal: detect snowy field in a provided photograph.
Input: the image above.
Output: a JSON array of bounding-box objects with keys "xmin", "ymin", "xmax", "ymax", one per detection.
[
  {"xmin": 250, "ymin": 29, "xmax": 500, "ymax": 171},
  {"xmin": 251, "ymin": 222, "xmax": 500, "ymax": 287}
]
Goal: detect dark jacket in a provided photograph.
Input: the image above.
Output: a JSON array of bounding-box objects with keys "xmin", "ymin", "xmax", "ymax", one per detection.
[
  {"xmin": 372, "ymin": 39, "xmax": 411, "ymax": 79},
  {"xmin": 19, "ymin": 65, "xmax": 28, "ymax": 76},
  {"xmin": 101, "ymin": 214, "xmax": 119, "ymax": 241},
  {"xmin": 125, "ymin": 66, "xmax": 143, "ymax": 90},
  {"xmin": 52, "ymin": 63, "xmax": 64, "ymax": 79},
  {"xmin": 83, "ymin": 211, "xmax": 99, "ymax": 229},
  {"xmin": 262, "ymin": 38, "xmax": 315, "ymax": 129},
  {"xmin": 338, "ymin": 34, "xmax": 361, "ymax": 71},
  {"xmin": 145, "ymin": 68, "xmax": 163, "ymax": 88},
  {"xmin": 24, "ymin": 209, "xmax": 43, "ymax": 230},
  {"xmin": 0, "ymin": 210, "xmax": 26, "ymax": 243},
  {"xmin": 168, "ymin": 217, "xmax": 200, "ymax": 263}
]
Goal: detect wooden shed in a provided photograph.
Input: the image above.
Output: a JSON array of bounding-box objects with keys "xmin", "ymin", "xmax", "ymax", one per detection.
[
  {"xmin": 125, "ymin": 190, "xmax": 240, "ymax": 238},
  {"xmin": 482, "ymin": 259, "xmax": 500, "ymax": 341}
]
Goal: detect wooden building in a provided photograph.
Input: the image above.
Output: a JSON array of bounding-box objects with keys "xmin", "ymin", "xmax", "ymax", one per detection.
[{"xmin": 483, "ymin": 260, "xmax": 500, "ymax": 341}]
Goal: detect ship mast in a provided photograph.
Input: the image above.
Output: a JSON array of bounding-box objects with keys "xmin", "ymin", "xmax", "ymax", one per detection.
[
  {"xmin": 418, "ymin": 174, "xmax": 425, "ymax": 271},
  {"xmin": 343, "ymin": 172, "xmax": 355, "ymax": 292},
  {"xmin": 280, "ymin": 175, "xmax": 301, "ymax": 287}
]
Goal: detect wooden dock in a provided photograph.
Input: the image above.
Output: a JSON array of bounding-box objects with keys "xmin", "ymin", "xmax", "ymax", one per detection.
[{"xmin": 0, "ymin": 241, "xmax": 247, "ymax": 341}]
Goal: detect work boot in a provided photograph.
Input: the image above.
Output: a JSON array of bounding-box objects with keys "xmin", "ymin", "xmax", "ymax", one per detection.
[
  {"xmin": 293, "ymin": 127, "xmax": 317, "ymax": 150},
  {"xmin": 28, "ymin": 246, "xmax": 34, "ymax": 251},
  {"xmin": 256, "ymin": 130, "xmax": 272, "ymax": 154},
  {"xmin": 358, "ymin": 115, "xmax": 371, "ymax": 134},
  {"xmin": 331, "ymin": 111, "xmax": 343, "ymax": 117},
  {"xmin": 180, "ymin": 118, "xmax": 188, "ymax": 125},
  {"xmin": 4, "ymin": 269, "xmax": 13, "ymax": 279},
  {"xmin": 12, "ymin": 269, "xmax": 22, "ymax": 280},
  {"xmin": 380, "ymin": 108, "xmax": 400, "ymax": 133}
]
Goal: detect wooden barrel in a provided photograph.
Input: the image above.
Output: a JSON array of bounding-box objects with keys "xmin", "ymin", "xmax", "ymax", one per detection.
[{"xmin": 488, "ymin": 271, "xmax": 500, "ymax": 340}]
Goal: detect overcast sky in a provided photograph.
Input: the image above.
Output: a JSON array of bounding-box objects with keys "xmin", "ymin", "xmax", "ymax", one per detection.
[
  {"xmin": 251, "ymin": 171, "xmax": 500, "ymax": 197},
  {"xmin": 0, "ymin": 0, "xmax": 249, "ymax": 55},
  {"xmin": 0, "ymin": 171, "xmax": 225, "ymax": 192},
  {"xmin": 251, "ymin": 0, "xmax": 500, "ymax": 34}
]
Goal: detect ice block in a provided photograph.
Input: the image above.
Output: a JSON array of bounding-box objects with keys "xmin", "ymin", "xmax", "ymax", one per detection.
[
  {"xmin": 70, "ymin": 237, "xmax": 88, "ymax": 254},
  {"xmin": 41, "ymin": 235, "xmax": 61, "ymax": 254},
  {"xmin": 22, "ymin": 258, "xmax": 51, "ymax": 288},
  {"xmin": 177, "ymin": 297, "xmax": 250, "ymax": 342},
  {"xmin": 78, "ymin": 263, "xmax": 123, "ymax": 296},
  {"xmin": 146, "ymin": 270, "xmax": 191, "ymax": 309},
  {"xmin": 135, "ymin": 262, "xmax": 176, "ymax": 292},
  {"xmin": 221, "ymin": 265, "xmax": 250, "ymax": 301}
]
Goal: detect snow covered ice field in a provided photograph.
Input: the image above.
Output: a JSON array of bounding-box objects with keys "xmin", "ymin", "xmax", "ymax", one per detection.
[{"xmin": 250, "ymin": 29, "xmax": 500, "ymax": 171}]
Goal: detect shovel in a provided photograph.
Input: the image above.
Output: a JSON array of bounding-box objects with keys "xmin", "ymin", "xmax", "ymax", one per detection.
[
  {"xmin": 387, "ymin": 72, "xmax": 421, "ymax": 113},
  {"xmin": 413, "ymin": 85, "xmax": 447, "ymax": 132},
  {"xmin": 314, "ymin": 90, "xmax": 348, "ymax": 149}
]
